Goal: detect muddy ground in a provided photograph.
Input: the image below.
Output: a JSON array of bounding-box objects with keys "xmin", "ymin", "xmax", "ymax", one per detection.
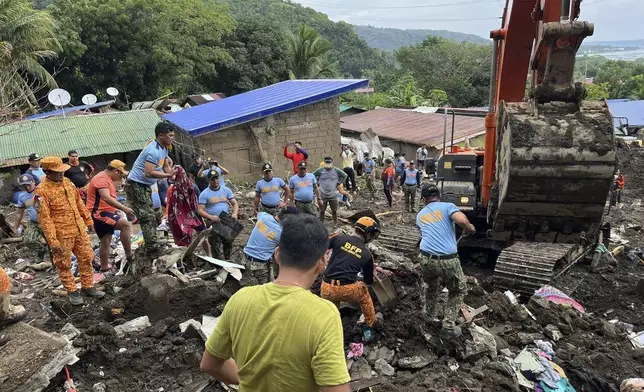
[{"xmin": 1, "ymin": 144, "xmax": 644, "ymax": 391}]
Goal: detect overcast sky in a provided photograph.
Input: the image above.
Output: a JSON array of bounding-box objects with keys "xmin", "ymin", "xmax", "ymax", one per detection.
[{"xmin": 296, "ymin": 0, "xmax": 642, "ymax": 42}]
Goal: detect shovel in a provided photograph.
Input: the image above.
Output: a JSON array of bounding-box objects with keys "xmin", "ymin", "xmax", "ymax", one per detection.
[{"xmin": 371, "ymin": 275, "xmax": 397, "ymax": 308}]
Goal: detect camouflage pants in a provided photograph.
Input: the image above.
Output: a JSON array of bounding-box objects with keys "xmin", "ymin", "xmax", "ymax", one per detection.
[
  {"xmin": 403, "ymin": 184, "xmax": 417, "ymax": 211},
  {"xmin": 243, "ymin": 256, "xmax": 271, "ymax": 285},
  {"xmin": 125, "ymin": 181, "xmax": 159, "ymax": 251},
  {"xmin": 23, "ymin": 220, "xmax": 49, "ymax": 260},
  {"xmin": 419, "ymin": 253, "xmax": 467, "ymax": 330},
  {"xmin": 208, "ymin": 228, "xmax": 233, "ymax": 260},
  {"xmin": 260, "ymin": 206, "xmax": 279, "ymax": 216},
  {"xmin": 364, "ymin": 173, "xmax": 376, "ymax": 194},
  {"xmin": 295, "ymin": 201, "xmax": 317, "ymax": 216}
]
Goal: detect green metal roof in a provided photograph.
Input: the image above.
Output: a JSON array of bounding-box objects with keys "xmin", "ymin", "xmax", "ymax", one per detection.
[{"xmin": 0, "ymin": 110, "xmax": 161, "ymax": 167}]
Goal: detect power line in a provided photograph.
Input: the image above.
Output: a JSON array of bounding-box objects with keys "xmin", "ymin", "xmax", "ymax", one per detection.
[
  {"xmin": 337, "ymin": 16, "xmax": 500, "ymax": 23},
  {"xmin": 297, "ymin": 0, "xmax": 498, "ymax": 10}
]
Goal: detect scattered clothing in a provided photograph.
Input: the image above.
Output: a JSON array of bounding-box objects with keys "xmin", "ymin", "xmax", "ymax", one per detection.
[
  {"xmin": 346, "ymin": 342, "xmax": 364, "ymax": 359},
  {"xmin": 205, "ymin": 283, "xmax": 350, "ymax": 391},
  {"xmin": 167, "ymin": 167, "xmax": 204, "ymax": 246},
  {"xmin": 534, "ymin": 286, "xmax": 585, "ymax": 313}
]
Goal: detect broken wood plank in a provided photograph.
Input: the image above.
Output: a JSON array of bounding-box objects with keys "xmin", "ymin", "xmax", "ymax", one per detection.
[
  {"xmin": 459, "ymin": 305, "xmax": 488, "ymax": 323},
  {"xmin": 168, "ymin": 267, "xmax": 191, "ymax": 285},
  {"xmin": 375, "ymin": 211, "xmax": 402, "ymax": 218},
  {"xmin": 189, "ymin": 269, "xmax": 220, "ymax": 280},
  {"xmin": 0, "ymin": 237, "xmax": 22, "ymax": 244},
  {"xmin": 197, "ymin": 255, "xmax": 245, "ymax": 269},
  {"xmin": 181, "ymin": 226, "xmax": 212, "ymax": 266},
  {"xmin": 461, "ymin": 304, "xmax": 473, "ymax": 323}
]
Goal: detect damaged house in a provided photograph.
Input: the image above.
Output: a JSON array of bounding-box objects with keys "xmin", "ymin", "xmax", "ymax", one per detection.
[{"xmin": 163, "ymin": 79, "xmax": 369, "ymax": 182}]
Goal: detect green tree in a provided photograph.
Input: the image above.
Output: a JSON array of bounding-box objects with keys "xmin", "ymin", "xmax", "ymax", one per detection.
[
  {"xmin": 341, "ymin": 92, "xmax": 391, "ymax": 110},
  {"xmin": 48, "ymin": 0, "xmax": 234, "ymax": 102},
  {"xmin": 396, "ymin": 37, "xmax": 492, "ymax": 107},
  {"xmin": 286, "ymin": 24, "xmax": 337, "ymax": 79},
  {"xmin": 623, "ymin": 74, "xmax": 644, "ymax": 99},
  {"xmin": 387, "ymin": 73, "xmax": 426, "ymax": 107},
  {"xmin": 0, "ymin": 0, "xmax": 60, "ymax": 110},
  {"xmin": 585, "ymin": 83, "xmax": 610, "ymax": 100},
  {"xmin": 216, "ymin": 17, "xmax": 289, "ymax": 95}
]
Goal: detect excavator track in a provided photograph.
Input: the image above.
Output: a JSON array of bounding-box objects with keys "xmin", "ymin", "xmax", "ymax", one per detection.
[{"xmin": 494, "ymin": 242, "xmax": 574, "ymax": 295}]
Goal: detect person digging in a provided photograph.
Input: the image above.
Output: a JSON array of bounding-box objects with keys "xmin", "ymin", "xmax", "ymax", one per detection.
[{"xmin": 321, "ymin": 216, "xmax": 381, "ymax": 343}]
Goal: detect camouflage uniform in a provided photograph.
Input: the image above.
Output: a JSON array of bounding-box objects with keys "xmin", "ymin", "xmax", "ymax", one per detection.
[
  {"xmin": 35, "ymin": 177, "xmax": 95, "ymax": 293},
  {"xmin": 295, "ymin": 201, "xmax": 317, "ymax": 216},
  {"xmin": 403, "ymin": 184, "xmax": 417, "ymax": 212},
  {"xmin": 243, "ymin": 257, "xmax": 272, "ymax": 285},
  {"xmin": 260, "ymin": 206, "xmax": 280, "ymax": 216},
  {"xmin": 208, "ymin": 222, "xmax": 233, "ymax": 260},
  {"xmin": 23, "ymin": 220, "xmax": 49, "ymax": 261},
  {"xmin": 364, "ymin": 173, "xmax": 376, "ymax": 195},
  {"xmin": 125, "ymin": 180, "xmax": 160, "ymax": 251},
  {"xmin": 418, "ymin": 253, "xmax": 467, "ymax": 330}
]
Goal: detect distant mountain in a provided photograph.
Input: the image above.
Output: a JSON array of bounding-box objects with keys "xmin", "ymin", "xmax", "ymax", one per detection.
[
  {"xmin": 354, "ymin": 25, "xmax": 489, "ymax": 51},
  {"xmin": 584, "ymin": 39, "xmax": 644, "ymax": 47}
]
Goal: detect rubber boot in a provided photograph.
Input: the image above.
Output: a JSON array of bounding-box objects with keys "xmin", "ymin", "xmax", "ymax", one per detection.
[{"xmin": 0, "ymin": 293, "xmax": 27, "ymax": 327}]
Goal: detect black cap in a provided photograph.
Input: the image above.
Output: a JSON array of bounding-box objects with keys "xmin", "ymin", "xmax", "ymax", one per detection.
[
  {"xmin": 324, "ymin": 156, "xmax": 333, "ymax": 163},
  {"xmin": 262, "ymin": 163, "xmax": 273, "ymax": 172},
  {"xmin": 208, "ymin": 170, "xmax": 220, "ymax": 179},
  {"xmin": 298, "ymin": 161, "xmax": 307, "ymax": 169},
  {"xmin": 28, "ymin": 153, "xmax": 41, "ymax": 161},
  {"xmin": 421, "ymin": 184, "xmax": 440, "ymax": 198}
]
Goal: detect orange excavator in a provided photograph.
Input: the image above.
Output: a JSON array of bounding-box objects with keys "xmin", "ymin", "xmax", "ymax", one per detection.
[{"xmin": 437, "ymin": 0, "xmax": 616, "ymax": 294}]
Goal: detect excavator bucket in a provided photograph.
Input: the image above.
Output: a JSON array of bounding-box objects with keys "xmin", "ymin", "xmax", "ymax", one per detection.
[{"xmin": 489, "ymin": 100, "xmax": 615, "ymax": 243}]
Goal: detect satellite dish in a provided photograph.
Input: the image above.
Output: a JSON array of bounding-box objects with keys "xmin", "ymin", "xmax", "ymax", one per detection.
[
  {"xmin": 106, "ymin": 87, "xmax": 120, "ymax": 98},
  {"xmin": 48, "ymin": 88, "xmax": 71, "ymax": 107},
  {"xmin": 81, "ymin": 94, "xmax": 98, "ymax": 105}
]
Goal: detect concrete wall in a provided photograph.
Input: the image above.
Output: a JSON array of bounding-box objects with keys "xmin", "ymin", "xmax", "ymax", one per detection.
[{"xmin": 195, "ymin": 98, "xmax": 341, "ymax": 183}]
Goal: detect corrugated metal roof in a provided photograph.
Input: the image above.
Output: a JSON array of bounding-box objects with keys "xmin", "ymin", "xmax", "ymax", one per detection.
[
  {"xmin": 163, "ymin": 79, "xmax": 369, "ymax": 136},
  {"xmin": 607, "ymin": 100, "xmax": 644, "ymax": 128},
  {"xmin": 340, "ymin": 108, "xmax": 485, "ymax": 147},
  {"xmin": 0, "ymin": 110, "xmax": 160, "ymax": 167},
  {"xmin": 24, "ymin": 100, "xmax": 115, "ymax": 121}
]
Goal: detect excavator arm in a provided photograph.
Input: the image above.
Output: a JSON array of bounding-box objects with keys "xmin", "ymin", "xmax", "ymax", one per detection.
[{"xmin": 482, "ymin": 0, "xmax": 615, "ymax": 243}]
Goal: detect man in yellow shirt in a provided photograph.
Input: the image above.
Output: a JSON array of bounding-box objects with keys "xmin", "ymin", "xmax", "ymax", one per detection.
[{"xmin": 200, "ymin": 215, "xmax": 350, "ymax": 392}]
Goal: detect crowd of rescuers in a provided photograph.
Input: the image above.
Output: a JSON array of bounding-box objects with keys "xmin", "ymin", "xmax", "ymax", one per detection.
[{"xmin": 2, "ymin": 122, "xmax": 479, "ymax": 392}]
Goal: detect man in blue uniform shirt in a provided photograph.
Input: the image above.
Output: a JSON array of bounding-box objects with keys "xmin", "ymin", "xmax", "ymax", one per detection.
[
  {"xmin": 416, "ymin": 184, "xmax": 475, "ymax": 339},
  {"xmin": 243, "ymin": 206, "xmax": 299, "ymax": 284},
  {"xmin": 401, "ymin": 160, "xmax": 421, "ymax": 212},
  {"xmin": 198, "ymin": 171, "xmax": 239, "ymax": 260},
  {"xmin": 253, "ymin": 163, "xmax": 290, "ymax": 217},
  {"xmin": 289, "ymin": 161, "xmax": 321, "ymax": 216}
]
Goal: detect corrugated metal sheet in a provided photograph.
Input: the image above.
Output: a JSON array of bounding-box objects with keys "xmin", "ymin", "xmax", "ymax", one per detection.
[
  {"xmin": 607, "ymin": 100, "xmax": 644, "ymax": 128},
  {"xmin": 0, "ymin": 110, "xmax": 160, "ymax": 167},
  {"xmin": 163, "ymin": 79, "xmax": 369, "ymax": 136},
  {"xmin": 340, "ymin": 108, "xmax": 485, "ymax": 147},
  {"xmin": 24, "ymin": 100, "xmax": 116, "ymax": 120}
]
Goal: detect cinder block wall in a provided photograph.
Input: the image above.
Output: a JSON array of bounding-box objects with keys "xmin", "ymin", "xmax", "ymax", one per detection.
[{"xmin": 195, "ymin": 97, "xmax": 341, "ymax": 183}]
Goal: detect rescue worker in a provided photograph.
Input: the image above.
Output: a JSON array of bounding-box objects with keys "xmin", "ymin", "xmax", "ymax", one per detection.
[
  {"xmin": 243, "ymin": 206, "xmax": 300, "ymax": 284},
  {"xmin": 35, "ymin": 156, "xmax": 105, "ymax": 305},
  {"xmin": 416, "ymin": 145, "xmax": 428, "ymax": 172},
  {"xmin": 322, "ymin": 216, "xmax": 380, "ymax": 342},
  {"xmin": 253, "ymin": 163, "xmax": 291, "ymax": 216},
  {"xmin": 283, "ymin": 141, "xmax": 309, "ymax": 174},
  {"xmin": 341, "ymin": 144, "xmax": 357, "ymax": 193},
  {"xmin": 612, "ymin": 169, "xmax": 625, "ymax": 206},
  {"xmin": 12, "ymin": 174, "xmax": 49, "ymax": 262},
  {"xmin": 125, "ymin": 122, "xmax": 176, "ymax": 254},
  {"xmin": 86, "ymin": 160, "xmax": 134, "ymax": 275},
  {"xmin": 401, "ymin": 160, "xmax": 421, "ymax": 212},
  {"xmin": 416, "ymin": 184, "xmax": 475, "ymax": 339},
  {"xmin": 198, "ymin": 171, "xmax": 239, "ymax": 260},
  {"xmin": 382, "ymin": 159, "xmax": 395, "ymax": 208},
  {"xmin": 313, "ymin": 157, "xmax": 348, "ymax": 226},
  {"xmin": 198, "ymin": 158, "xmax": 230, "ymax": 186},
  {"xmin": 394, "ymin": 152, "xmax": 406, "ymax": 188},
  {"xmin": 362, "ymin": 153, "xmax": 376, "ymax": 197},
  {"xmin": 0, "ymin": 266, "xmax": 26, "ymax": 327},
  {"xmin": 25, "ymin": 153, "xmax": 45, "ymax": 185},
  {"xmin": 289, "ymin": 161, "xmax": 322, "ymax": 216}
]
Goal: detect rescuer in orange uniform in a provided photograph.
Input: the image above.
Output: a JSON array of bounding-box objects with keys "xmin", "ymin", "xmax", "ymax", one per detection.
[{"xmin": 35, "ymin": 156, "xmax": 105, "ymax": 305}]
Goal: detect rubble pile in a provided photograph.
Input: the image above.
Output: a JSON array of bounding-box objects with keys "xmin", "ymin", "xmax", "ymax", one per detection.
[{"xmin": 0, "ymin": 143, "xmax": 642, "ymax": 391}]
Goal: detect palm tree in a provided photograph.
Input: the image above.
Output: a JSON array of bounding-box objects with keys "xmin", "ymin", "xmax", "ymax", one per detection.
[
  {"xmin": 0, "ymin": 0, "xmax": 60, "ymax": 113},
  {"xmin": 286, "ymin": 24, "xmax": 337, "ymax": 80}
]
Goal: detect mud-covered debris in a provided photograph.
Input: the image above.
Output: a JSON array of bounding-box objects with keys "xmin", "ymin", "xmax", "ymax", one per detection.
[
  {"xmin": 350, "ymin": 357, "xmax": 373, "ymax": 380},
  {"xmin": 140, "ymin": 274, "xmax": 179, "ymax": 301},
  {"xmin": 374, "ymin": 358, "xmax": 395, "ymax": 376},
  {"xmin": 93, "ymin": 382, "xmax": 107, "ymax": 392},
  {"xmin": 114, "ymin": 316, "xmax": 151, "ymax": 338},
  {"xmin": 397, "ymin": 355, "xmax": 432, "ymax": 369},
  {"xmin": 544, "ymin": 324, "xmax": 563, "ymax": 341},
  {"xmin": 367, "ymin": 346, "xmax": 395, "ymax": 365},
  {"xmin": 60, "ymin": 323, "xmax": 81, "ymax": 341}
]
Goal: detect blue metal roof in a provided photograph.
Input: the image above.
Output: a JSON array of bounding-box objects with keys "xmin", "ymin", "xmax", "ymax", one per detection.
[
  {"xmin": 163, "ymin": 79, "xmax": 369, "ymax": 136},
  {"xmin": 607, "ymin": 100, "xmax": 644, "ymax": 128},
  {"xmin": 24, "ymin": 100, "xmax": 115, "ymax": 120}
]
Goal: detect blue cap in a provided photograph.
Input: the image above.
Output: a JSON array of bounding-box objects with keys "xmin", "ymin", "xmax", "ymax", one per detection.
[{"xmin": 19, "ymin": 173, "xmax": 35, "ymax": 185}]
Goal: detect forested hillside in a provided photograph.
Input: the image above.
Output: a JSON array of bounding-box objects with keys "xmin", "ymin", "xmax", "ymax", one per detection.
[{"xmin": 353, "ymin": 25, "xmax": 489, "ymax": 51}]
